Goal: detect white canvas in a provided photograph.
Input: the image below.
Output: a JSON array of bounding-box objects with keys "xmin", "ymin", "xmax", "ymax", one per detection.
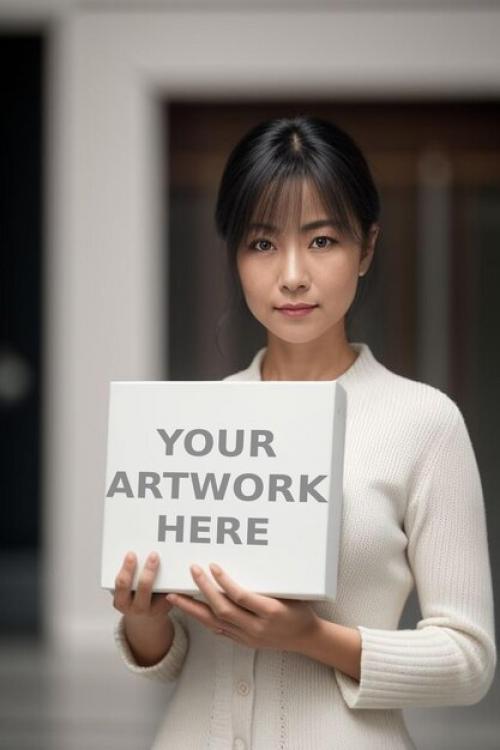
[{"xmin": 100, "ymin": 380, "xmax": 346, "ymax": 601}]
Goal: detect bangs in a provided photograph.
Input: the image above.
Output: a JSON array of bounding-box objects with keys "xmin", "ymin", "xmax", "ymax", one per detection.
[{"xmin": 241, "ymin": 173, "xmax": 362, "ymax": 245}]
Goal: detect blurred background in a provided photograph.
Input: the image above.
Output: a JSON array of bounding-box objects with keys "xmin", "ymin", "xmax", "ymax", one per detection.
[{"xmin": 0, "ymin": 1, "xmax": 499, "ymax": 748}]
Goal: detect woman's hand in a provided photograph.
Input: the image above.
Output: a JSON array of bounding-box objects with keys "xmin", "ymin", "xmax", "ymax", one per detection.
[
  {"xmin": 111, "ymin": 551, "xmax": 177, "ymax": 666},
  {"xmin": 165, "ymin": 563, "xmax": 320, "ymax": 652},
  {"xmin": 112, "ymin": 550, "xmax": 174, "ymax": 621}
]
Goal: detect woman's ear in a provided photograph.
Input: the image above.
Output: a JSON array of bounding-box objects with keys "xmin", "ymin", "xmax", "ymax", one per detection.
[{"xmin": 359, "ymin": 223, "xmax": 380, "ymax": 276}]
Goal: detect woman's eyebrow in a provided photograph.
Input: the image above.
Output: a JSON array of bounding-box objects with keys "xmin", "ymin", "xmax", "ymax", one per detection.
[{"xmin": 247, "ymin": 219, "xmax": 340, "ymax": 234}]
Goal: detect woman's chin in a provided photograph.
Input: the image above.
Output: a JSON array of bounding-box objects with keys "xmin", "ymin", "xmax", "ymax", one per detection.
[{"xmin": 265, "ymin": 325, "xmax": 331, "ymax": 346}]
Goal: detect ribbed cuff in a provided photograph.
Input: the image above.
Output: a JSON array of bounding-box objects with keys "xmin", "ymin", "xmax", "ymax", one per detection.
[
  {"xmin": 335, "ymin": 624, "xmax": 493, "ymax": 710},
  {"xmin": 114, "ymin": 612, "xmax": 189, "ymax": 682}
]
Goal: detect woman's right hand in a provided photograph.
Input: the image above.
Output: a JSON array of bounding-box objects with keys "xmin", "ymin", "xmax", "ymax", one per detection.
[
  {"xmin": 112, "ymin": 550, "xmax": 174, "ymax": 621},
  {"xmin": 112, "ymin": 551, "xmax": 176, "ymax": 666}
]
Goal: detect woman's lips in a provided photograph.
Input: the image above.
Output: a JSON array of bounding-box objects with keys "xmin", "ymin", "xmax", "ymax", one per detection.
[{"xmin": 276, "ymin": 305, "xmax": 318, "ymax": 318}]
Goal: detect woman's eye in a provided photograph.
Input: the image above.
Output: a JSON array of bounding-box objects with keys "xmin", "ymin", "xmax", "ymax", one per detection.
[
  {"xmin": 311, "ymin": 235, "xmax": 337, "ymax": 249},
  {"xmin": 249, "ymin": 238, "xmax": 274, "ymax": 252},
  {"xmin": 248, "ymin": 235, "xmax": 337, "ymax": 252}
]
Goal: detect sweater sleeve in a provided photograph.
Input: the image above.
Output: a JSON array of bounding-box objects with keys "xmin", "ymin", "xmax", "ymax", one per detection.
[
  {"xmin": 335, "ymin": 401, "xmax": 497, "ymax": 710},
  {"xmin": 113, "ymin": 608, "xmax": 189, "ymax": 682}
]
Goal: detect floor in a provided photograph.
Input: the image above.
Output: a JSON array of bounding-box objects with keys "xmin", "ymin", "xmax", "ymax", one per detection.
[{"xmin": 0, "ymin": 635, "xmax": 498, "ymax": 750}]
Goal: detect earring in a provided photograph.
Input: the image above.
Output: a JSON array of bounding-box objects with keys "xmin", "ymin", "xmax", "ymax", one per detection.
[{"xmin": 359, "ymin": 271, "xmax": 365, "ymax": 277}]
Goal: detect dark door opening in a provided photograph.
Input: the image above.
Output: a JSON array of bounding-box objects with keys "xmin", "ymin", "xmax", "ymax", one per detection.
[
  {"xmin": 166, "ymin": 100, "xmax": 500, "ymax": 631},
  {"xmin": 0, "ymin": 33, "xmax": 44, "ymax": 636}
]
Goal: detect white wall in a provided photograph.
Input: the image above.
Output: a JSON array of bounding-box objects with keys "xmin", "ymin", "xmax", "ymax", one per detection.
[{"xmin": 38, "ymin": 7, "xmax": 500, "ymax": 651}]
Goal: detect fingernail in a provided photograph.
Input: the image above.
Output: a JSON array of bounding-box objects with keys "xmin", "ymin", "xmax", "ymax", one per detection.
[
  {"xmin": 125, "ymin": 552, "xmax": 135, "ymax": 563},
  {"xmin": 191, "ymin": 564, "xmax": 202, "ymax": 577},
  {"xmin": 166, "ymin": 593, "xmax": 177, "ymax": 602},
  {"xmin": 209, "ymin": 563, "xmax": 222, "ymax": 576}
]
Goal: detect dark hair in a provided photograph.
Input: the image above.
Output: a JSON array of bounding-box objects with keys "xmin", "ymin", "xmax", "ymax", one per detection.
[{"xmin": 214, "ymin": 115, "xmax": 381, "ymax": 351}]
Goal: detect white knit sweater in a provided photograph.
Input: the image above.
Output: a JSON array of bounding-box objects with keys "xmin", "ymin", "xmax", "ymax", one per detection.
[{"xmin": 113, "ymin": 341, "xmax": 497, "ymax": 750}]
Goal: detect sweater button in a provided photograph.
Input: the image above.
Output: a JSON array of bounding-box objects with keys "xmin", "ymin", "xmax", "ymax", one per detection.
[
  {"xmin": 233, "ymin": 738, "xmax": 246, "ymax": 750},
  {"xmin": 236, "ymin": 680, "xmax": 250, "ymax": 696}
]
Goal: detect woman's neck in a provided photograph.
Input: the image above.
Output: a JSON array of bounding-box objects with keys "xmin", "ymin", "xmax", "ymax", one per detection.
[{"xmin": 260, "ymin": 334, "xmax": 359, "ymax": 382}]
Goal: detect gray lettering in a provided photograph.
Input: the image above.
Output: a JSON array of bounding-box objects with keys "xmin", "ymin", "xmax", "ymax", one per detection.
[
  {"xmin": 218, "ymin": 429, "xmax": 244, "ymax": 456},
  {"xmin": 156, "ymin": 428, "xmax": 184, "ymax": 455},
  {"xmin": 216, "ymin": 517, "xmax": 242, "ymax": 544},
  {"xmin": 191, "ymin": 472, "xmax": 231, "ymax": 500},
  {"xmin": 299, "ymin": 474, "xmax": 328, "ymax": 502},
  {"xmin": 138, "ymin": 472, "xmax": 161, "ymax": 498},
  {"xmin": 190, "ymin": 516, "xmax": 211, "ymax": 543},
  {"xmin": 233, "ymin": 473, "xmax": 263, "ymax": 501},
  {"xmin": 106, "ymin": 471, "xmax": 133, "ymax": 498},
  {"xmin": 162, "ymin": 472, "xmax": 189, "ymax": 498},
  {"xmin": 185, "ymin": 429, "xmax": 213, "ymax": 456},
  {"xmin": 250, "ymin": 429, "xmax": 276, "ymax": 457},
  {"xmin": 158, "ymin": 514, "xmax": 184, "ymax": 542},
  {"xmin": 268, "ymin": 474, "xmax": 294, "ymax": 502},
  {"xmin": 247, "ymin": 517, "xmax": 269, "ymax": 545}
]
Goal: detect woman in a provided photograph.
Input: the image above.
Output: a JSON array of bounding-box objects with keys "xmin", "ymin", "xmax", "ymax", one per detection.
[{"xmin": 111, "ymin": 116, "xmax": 496, "ymax": 749}]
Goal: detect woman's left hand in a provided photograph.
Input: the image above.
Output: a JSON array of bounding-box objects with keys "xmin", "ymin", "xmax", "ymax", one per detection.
[{"xmin": 165, "ymin": 563, "xmax": 320, "ymax": 652}]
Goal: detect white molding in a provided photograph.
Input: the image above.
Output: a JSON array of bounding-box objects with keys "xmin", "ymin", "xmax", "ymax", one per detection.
[{"xmin": 2, "ymin": 0, "xmax": 500, "ymax": 18}]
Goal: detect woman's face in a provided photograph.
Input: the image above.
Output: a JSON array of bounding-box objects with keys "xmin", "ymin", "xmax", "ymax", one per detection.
[{"xmin": 236, "ymin": 179, "xmax": 378, "ymax": 345}]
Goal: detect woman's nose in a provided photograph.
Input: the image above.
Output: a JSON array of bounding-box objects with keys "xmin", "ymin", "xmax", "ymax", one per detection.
[{"xmin": 278, "ymin": 247, "xmax": 310, "ymax": 291}]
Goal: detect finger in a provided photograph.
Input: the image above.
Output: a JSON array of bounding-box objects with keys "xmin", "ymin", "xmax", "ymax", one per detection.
[
  {"xmin": 208, "ymin": 563, "xmax": 278, "ymax": 617},
  {"xmin": 133, "ymin": 551, "xmax": 160, "ymax": 612},
  {"xmin": 190, "ymin": 565, "xmax": 257, "ymax": 630},
  {"xmin": 150, "ymin": 591, "xmax": 174, "ymax": 617},
  {"xmin": 113, "ymin": 551, "xmax": 136, "ymax": 611},
  {"xmin": 167, "ymin": 593, "xmax": 233, "ymax": 634},
  {"xmin": 217, "ymin": 628, "xmax": 247, "ymax": 645}
]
